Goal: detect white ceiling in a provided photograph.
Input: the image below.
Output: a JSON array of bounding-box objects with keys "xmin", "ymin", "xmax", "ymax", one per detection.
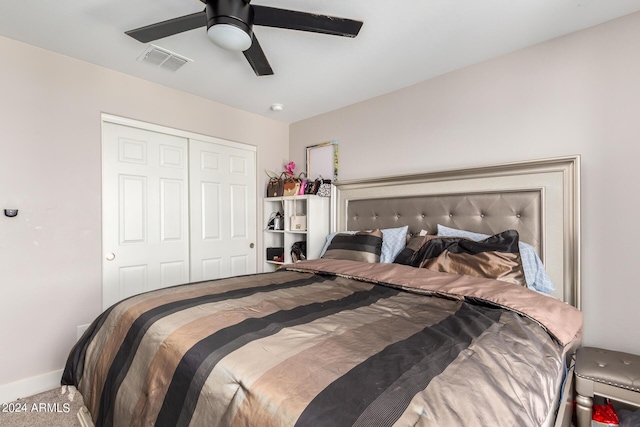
[{"xmin": 2, "ymin": 1, "xmax": 640, "ymax": 124}]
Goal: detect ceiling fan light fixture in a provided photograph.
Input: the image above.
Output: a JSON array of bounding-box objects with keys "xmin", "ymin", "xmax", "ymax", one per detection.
[
  {"xmin": 127, "ymin": 0, "xmax": 362, "ymax": 76},
  {"xmin": 207, "ymin": 24, "xmax": 252, "ymax": 51}
]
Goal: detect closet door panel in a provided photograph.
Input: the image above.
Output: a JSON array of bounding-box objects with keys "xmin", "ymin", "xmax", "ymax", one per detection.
[
  {"xmin": 103, "ymin": 122, "xmax": 189, "ymax": 309},
  {"xmin": 201, "ymin": 182, "xmax": 222, "ymax": 240},
  {"xmin": 230, "ymin": 184, "xmax": 248, "ymax": 238},
  {"xmin": 190, "ymin": 139, "xmax": 257, "ymax": 282}
]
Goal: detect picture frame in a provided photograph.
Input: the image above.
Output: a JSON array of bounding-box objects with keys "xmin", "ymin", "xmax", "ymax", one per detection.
[{"xmin": 306, "ymin": 141, "xmax": 338, "ymax": 181}]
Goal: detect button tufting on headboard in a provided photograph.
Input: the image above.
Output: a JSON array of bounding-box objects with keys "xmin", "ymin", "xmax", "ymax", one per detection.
[{"xmin": 345, "ymin": 192, "xmax": 542, "ymax": 255}]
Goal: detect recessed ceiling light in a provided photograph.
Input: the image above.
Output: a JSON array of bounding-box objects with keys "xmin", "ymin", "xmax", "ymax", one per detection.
[{"xmin": 270, "ymin": 103, "xmax": 284, "ymax": 112}]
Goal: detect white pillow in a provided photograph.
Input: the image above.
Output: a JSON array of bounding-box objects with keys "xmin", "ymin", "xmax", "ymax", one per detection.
[
  {"xmin": 320, "ymin": 226, "xmax": 408, "ymax": 263},
  {"xmin": 436, "ymin": 224, "xmax": 555, "ymax": 293}
]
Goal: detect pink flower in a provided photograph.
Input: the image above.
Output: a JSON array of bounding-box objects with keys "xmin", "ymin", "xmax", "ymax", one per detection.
[{"xmin": 285, "ymin": 161, "xmax": 296, "ymax": 175}]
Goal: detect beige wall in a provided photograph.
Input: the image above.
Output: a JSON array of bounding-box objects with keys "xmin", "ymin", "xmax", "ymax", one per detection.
[
  {"xmin": 291, "ymin": 13, "xmax": 640, "ymax": 355},
  {"xmin": 0, "ymin": 36, "xmax": 288, "ymax": 394}
]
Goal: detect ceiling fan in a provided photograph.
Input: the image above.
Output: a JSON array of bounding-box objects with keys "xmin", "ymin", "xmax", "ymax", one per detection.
[{"xmin": 125, "ymin": 0, "xmax": 363, "ymax": 76}]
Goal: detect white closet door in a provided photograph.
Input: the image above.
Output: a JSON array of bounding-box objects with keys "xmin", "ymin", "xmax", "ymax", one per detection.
[
  {"xmin": 102, "ymin": 123, "xmax": 190, "ymax": 309},
  {"xmin": 189, "ymin": 139, "xmax": 257, "ymax": 281}
]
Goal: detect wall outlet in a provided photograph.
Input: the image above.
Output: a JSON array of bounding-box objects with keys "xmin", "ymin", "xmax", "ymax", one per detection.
[{"xmin": 77, "ymin": 324, "xmax": 90, "ymax": 341}]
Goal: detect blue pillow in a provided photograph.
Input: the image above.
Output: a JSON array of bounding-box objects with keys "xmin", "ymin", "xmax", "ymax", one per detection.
[
  {"xmin": 320, "ymin": 226, "xmax": 408, "ymax": 263},
  {"xmin": 380, "ymin": 226, "xmax": 409, "ymax": 263},
  {"xmin": 436, "ymin": 224, "xmax": 555, "ymax": 293}
]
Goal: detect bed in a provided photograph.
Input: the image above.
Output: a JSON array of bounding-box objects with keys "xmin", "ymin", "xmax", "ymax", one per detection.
[{"xmin": 63, "ymin": 156, "xmax": 582, "ymax": 427}]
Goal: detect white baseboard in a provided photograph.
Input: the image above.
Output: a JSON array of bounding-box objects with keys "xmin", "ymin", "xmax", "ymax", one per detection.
[
  {"xmin": 0, "ymin": 369, "xmax": 64, "ymax": 404},
  {"xmin": 77, "ymin": 406, "xmax": 95, "ymax": 427}
]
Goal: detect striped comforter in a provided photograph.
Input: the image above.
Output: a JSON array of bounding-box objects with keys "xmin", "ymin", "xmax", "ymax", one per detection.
[{"xmin": 62, "ymin": 259, "xmax": 582, "ymax": 427}]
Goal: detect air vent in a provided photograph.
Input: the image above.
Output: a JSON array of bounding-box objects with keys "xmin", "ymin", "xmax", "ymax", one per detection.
[{"xmin": 137, "ymin": 45, "xmax": 192, "ymax": 72}]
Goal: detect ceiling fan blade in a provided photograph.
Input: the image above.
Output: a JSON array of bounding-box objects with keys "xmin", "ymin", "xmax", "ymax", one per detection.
[
  {"xmin": 243, "ymin": 34, "xmax": 274, "ymax": 76},
  {"xmin": 252, "ymin": 5, "xmax": 362, "ymax": 37},
  {"xmin": 125, "ymin": 11, "xmax": 207, "ymax": 43}
]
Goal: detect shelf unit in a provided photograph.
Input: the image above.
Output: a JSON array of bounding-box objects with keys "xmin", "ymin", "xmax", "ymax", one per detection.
[{"xmin": 263, "ymin": 195, "xmax": 330, "ymax": 271}]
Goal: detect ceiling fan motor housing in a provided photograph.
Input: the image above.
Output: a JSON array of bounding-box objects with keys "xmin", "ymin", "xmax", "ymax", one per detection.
[{"xmin": 206, "ymin": 0, "xmax": 254, "ymax": 38}]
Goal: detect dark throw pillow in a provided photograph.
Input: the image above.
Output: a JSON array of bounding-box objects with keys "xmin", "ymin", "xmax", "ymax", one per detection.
[
  {"xmin": 407, "ymin": 230, "xmax": 526, "ymax": 286},
  {"xmin": 393, "ymin": 235, "xmax": 427, "ymax": 265},
  {"xmin": 321, "ymin": 230, "xmax": 383, "ymax": 263}
]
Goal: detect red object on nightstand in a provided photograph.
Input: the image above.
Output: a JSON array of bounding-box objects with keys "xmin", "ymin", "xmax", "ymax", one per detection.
[{"xmin": 592, "ymin": 400, "xmax": 619, "ymax": 427}]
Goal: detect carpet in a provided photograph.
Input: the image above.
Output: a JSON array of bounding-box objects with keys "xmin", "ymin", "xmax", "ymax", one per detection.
[{"xmin": 0, "ymin": 386, "xmax": 92, "ymax": 427}]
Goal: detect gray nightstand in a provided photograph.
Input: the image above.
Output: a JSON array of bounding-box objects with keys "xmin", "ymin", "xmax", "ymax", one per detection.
[{"xmin": 575, "ymin": 347, "xmax": 640, "ymax": 427}]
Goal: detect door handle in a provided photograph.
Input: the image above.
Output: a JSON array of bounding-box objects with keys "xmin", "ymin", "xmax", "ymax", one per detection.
[
  {"xmin": 249, "ymin": 243, "xmax": 255, "ymax": 249},
  {"xmin": 106, "ymin": 253, "xmax": 116, "ymax": 261}
]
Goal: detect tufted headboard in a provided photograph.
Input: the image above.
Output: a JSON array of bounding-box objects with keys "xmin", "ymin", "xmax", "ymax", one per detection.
[
  {"xmin": 346, "ymin": 191, "xmax": 542, "ymax": 255},
  {"xmin": 331, "ymin": 156, "xmax": 581, "ymax": 307}
]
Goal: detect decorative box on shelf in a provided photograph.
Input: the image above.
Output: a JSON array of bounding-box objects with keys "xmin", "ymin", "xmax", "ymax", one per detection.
[
  {"xmin": 266, "ymin": 247, "xmax": 284, "ymax": 263},
  {"xmin": 290, "ymin": 215, "xmax": 307, "ymax": 231}
]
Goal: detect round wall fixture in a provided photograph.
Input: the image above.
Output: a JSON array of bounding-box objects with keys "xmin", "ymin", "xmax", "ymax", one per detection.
[{"xmin": 270, "ymin": 103, "xmax": 284, "ymax": 112}]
